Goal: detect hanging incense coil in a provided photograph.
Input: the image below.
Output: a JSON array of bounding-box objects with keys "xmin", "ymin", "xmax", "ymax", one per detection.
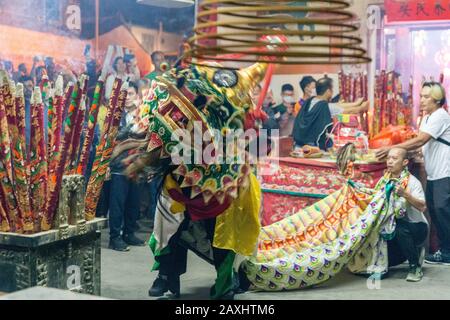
[{"xmin": 187, "ymin": 0, "xmax": 370, "ymax": 66}]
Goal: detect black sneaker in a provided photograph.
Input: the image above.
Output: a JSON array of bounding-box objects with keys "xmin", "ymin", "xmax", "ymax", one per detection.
[
  {"xmin": 149, "ymin": 277, "xmax": 169, "ymax": 297},
  {"xmin": 425, "ymin": 250, "xmax": 450, "ymax": 266},
  {"xmin": 123, "ymin": 234, "xmax": 146, "ymax": 246},
  {"xmin": 148, "ymin": 276, "xmax": 180, "ymax": 298},
  {"xmin": 109, "ymin": 238, "xmax": 130, "ymax": 252}
]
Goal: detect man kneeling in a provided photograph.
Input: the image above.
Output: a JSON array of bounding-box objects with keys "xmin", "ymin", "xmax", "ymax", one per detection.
[{"xmin": 385, "ymin": 148, "xmax": 428, "ymax": 282}]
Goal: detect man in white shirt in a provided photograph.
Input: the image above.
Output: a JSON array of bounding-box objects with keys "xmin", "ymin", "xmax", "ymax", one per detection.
[
  {"xmin": 376, "ymin": 82, "xmax": 450, "ymax": 265},
  {"xmin": 384, "ymin": 148, "xmax": 428, "ymax": 282}
]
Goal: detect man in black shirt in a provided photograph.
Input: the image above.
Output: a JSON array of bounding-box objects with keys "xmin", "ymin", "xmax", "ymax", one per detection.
[{"xmin": 292, "ymin": 77, "xmax": 334, "ymax": 150}]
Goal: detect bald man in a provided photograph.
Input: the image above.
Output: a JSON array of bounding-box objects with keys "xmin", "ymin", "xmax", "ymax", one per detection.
[
  {"xmin": 376, "ymin": 82, "xmax": 450, "ymax": 266},
  {"xmin": 384, "ymin": 148, "xmax": 428, "ymax": 282}
]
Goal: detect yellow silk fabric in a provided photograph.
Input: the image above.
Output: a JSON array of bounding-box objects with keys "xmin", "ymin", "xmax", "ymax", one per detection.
[
  {"xmin": 163, "ymin": 174, "xmax": 186, "ymax": 214},
  {"xmin": 213, "ymin": 173, "xmax": 262, "ymax": 257}
]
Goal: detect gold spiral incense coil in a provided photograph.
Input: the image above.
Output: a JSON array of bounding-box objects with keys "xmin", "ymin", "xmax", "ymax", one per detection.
[{"xmin": 187, "ymin": 0, "xmax": 371, "ymax": 66}]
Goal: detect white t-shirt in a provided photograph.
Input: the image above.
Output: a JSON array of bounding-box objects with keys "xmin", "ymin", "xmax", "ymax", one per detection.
[
  {"xmin": 125, "ymin": 111, "xmax": 135, "ymax": 126},
  {"xmin": 309, "ymin": 98, "xmax": 343, "ymax": 117},
  {"xmin": 402, "ymin": 175, "xmax": 428, "ymax": 225},
  {"xmin": 419, "ymin": 108, "xmax": 450, "ymax": 181},
  {"xmin": 329, "ymin": 103, "xmax": 344, "ymax": 117}
]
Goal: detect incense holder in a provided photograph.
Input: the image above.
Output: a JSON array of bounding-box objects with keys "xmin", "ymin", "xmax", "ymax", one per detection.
[{"xmin": 0, "ymin": 174, "xmax": 106, "ymax": 294}]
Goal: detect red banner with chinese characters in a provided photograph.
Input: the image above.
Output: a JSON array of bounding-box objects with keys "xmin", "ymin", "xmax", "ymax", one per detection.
[{"xmin": 386, "ymin": 0, "xmax": 450, "ymax": 22}]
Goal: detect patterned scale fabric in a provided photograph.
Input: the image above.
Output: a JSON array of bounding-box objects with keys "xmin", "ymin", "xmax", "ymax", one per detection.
[{"xmin": 242, "ymin": 182, "xmax": 395, "ymax": 291}]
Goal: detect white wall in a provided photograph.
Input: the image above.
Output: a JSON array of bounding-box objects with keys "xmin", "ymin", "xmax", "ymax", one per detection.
[{"xmin": 130, "ymin": 25, "xmax": 183, "ymax": 53}]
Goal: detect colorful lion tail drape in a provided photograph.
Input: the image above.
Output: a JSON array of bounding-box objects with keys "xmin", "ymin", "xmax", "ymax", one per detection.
[{"xmin": 242, "ymin": 169, "xmax": 410, "ymax": 291}]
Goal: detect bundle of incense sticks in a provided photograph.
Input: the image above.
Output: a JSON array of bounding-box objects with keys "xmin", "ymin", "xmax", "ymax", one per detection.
[
  {"xmin": 353, "ymin": 76, "xmax": 361, "ymax": 103},
  {"xmin": 76, "ymin": 79, "xmax": 105, "ymax": 176},
  {"xmin": 380, "ymin": 70, "xmax": 387, "ymax": 133},
  {"xmin": 0, "ymin": 188, "xmax": 9, "ymax": 232},
  {"xmin": 47, "ymin": 81, "xmax": 74, "ymax": 202},
  {"xmin": 346, "ymin": 73, "xmax": 352, "ymax": 102},
  {"xmin": 385, "ymin": 72, "xmax": 394, "ymax": 128},
  {"xmin": 63, "ymin": 75, "xmax": 86, "ymax": 174},
  {"xmin": 338, "ymin": 72, "xmax": 370, "ymax": 133},
  {"xmin": 392, "ymin": 76, "xmax": 400, "ymax": 126},
  {"xmin": 30, "ymin": 87, "xmax": 49, "ymax": 232},
  {"xmin": 43, "ymin": 81, "xmax": 82, "ymax": 230},
  {"xmin": 371, "ymin": 70, "xmax": 415, "ymax": 137},
  {"xmin": 338, "ymin": 72, "xmax": 344, "ymax": 102},
  {"xmin": 406, "ymin": 76, "xmax": 414, "ymax": 126},
  {"xmin": 0, "ymin": 77, "xmax": 11, "ymax": 232},
  {"xmin": 11, "ymin": 83, "xmax": 32, "ymax": 232},
  {"xmin": 0, "ymin": 70, "xmax": 126, "ymax": 233},
  {"xmin": 47, "ymin": 84, "xmax": 56, "ymax": 162},
  {"xmin": 338, "ymin": 72, "xmax": 368, "ymax": 103},
  {"xmin": 0, "ymin": 72, "xmax": 22, "ymax": 232},
  {"xmin": 84, "ymin": 79, "xmax": 125, "ymax": 220},
  {"xmin": 371, "ymin": 72, "xmax": 380, "ymax": 138},
  {"xmin": 66, "ymin": 97, "xmax": 86, "ymax": 174},
  {"xmin": 47, "ymin": 76, "xmax": 64, "ymax": 175},
  {"xmin": 66, "ymin": 75, "xmax": 89, "ymax": 174}
]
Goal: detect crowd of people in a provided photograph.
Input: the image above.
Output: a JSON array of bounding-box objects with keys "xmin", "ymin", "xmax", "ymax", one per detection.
[{"xmin": 252, "ymin": 76, "xmax": 369, "ymax": 145}]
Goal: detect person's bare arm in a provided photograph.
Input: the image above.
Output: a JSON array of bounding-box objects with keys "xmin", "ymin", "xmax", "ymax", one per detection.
[
  {"xmin": 336, "ymin": 97, "xmax": 364, "ymax": 108},
  {"xmin": 375, "ymin": 132, "xmax": 432, "ymax": 159},
  {"xmin": 340, "ymin": 101, "xmax": 369, "ymax": 114},
  {"xmin": 396, "ymin": 132, "xmax": 432, "ymax": 150}
]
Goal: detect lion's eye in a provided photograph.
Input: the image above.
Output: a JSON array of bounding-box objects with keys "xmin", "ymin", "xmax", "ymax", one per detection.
[{"xmin": 212, "ymin": 70, "xmax": 238, "ymax": 88}]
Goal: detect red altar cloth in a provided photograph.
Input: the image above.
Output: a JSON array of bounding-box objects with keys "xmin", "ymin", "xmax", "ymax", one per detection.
[{"xmin": 259, "ymin": 157, "xmax": 386, "ymax": 226}]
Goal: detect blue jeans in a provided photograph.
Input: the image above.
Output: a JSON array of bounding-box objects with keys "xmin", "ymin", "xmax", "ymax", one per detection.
[
  {"xmin": 96, "ymin": 180, "xmax": 110, "ymax": 217},
  {"xmin": 109, "ymin": 174, "xmax": 141, "ymax": 240}
]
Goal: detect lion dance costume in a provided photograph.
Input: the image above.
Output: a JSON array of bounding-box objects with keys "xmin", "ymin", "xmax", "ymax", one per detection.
[{"xmin": 122, "ymin": 60, "xmax": 269, "ymax": 299}]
